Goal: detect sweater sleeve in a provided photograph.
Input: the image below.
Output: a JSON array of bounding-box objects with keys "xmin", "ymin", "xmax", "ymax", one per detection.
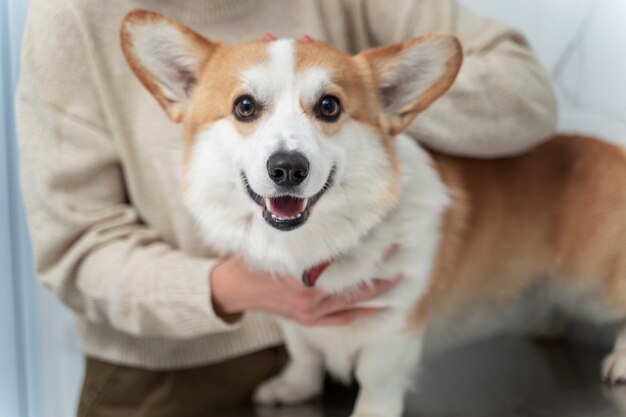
[
  {"xmin": 363, "ymin": 0, "xmax": 558, "ymax": 157},
  {"xmin": 16, "ymin": 0, "xmax": 239, "ymax": 338}
]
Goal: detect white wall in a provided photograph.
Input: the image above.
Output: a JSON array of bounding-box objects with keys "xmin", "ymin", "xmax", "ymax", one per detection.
[
  {"xmin": 1, "ymin": 4, "xmax": 25, "ymax": 415},
  {"xmin": 2, "ymin": 1, "xmax": 84, "ymax": 417},
  {"xmin": 458, "ymin": 0, "xmax": 626, "ymax": 145}
]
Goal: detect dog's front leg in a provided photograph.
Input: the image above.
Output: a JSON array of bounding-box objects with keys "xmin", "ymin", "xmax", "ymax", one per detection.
[
  {"xmin": 253, "ymin": 326, "xmax": 324, "ymax": 405},
  {"xmin": 602, "ymin": 322, "xmax": 626, "ymax": 384},
  {"xmin": 350, "ymin": 332, "xmax": 423, "ymax": 417}
]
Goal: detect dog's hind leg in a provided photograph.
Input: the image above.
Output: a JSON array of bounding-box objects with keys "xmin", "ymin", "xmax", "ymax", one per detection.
[
  {"xmin": 602, "ymin": 322, "xmax": 626, "ymax": 384},
  {"xmin": 350, "ymin": 332, "xmax": 423, "ymax": 417}
]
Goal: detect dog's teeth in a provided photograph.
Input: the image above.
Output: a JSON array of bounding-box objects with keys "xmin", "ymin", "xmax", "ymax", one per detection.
[
  {"xmin": 303, "ymin": 198, "xmax": 309, "ymax": 208},
  {"xmin": 265, "ymin": 198, "xmax": 271, "ymax": 207},
  {"xmin": 269, "ymin": 212, "xmax": 303, "ymax": 221}
]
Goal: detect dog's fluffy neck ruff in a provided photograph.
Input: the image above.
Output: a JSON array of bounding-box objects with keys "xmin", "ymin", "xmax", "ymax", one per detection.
[{"xmin": 311, "ymin": 135, "xmax": 450, "ymax": 294}]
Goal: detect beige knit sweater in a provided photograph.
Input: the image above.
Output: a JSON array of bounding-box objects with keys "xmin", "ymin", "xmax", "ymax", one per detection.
[{"xmin": 16, "ymin": 0, "xmax": 557, "ymax": 369}]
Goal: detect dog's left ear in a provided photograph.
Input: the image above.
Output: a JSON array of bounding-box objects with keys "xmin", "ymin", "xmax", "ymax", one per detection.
[
  {"xmin": 360, "ymin": 35, "xmax": 462, "ymax": 135},
  {"xmin": 120, "ymin": 10, "xmax": 218, "ymax": 123}
]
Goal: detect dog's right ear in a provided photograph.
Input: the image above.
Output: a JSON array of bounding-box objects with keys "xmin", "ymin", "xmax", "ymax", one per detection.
[{"xmin": 120, "ymin": 10, "xmax": 217, "ymax": 123}]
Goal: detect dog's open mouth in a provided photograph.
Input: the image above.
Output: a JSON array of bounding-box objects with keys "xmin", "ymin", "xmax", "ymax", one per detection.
[{"xmin": 242, "ymin": 167, "xmax": 336, "ymax": 231}]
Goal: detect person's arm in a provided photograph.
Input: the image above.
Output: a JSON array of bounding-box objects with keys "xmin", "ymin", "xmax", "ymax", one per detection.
[
  {"xmin": 361, "ymin": 0, "xmax": 558, "ymax": 157},
  {"xmin": 16, "ymin": 1, "xmax": 240, "ymax": 339}
]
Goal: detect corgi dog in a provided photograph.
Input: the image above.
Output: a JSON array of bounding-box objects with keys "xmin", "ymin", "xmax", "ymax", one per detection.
[{"xmin": 121, "ymin": 10, "xmax": 626, "ymax": 417}]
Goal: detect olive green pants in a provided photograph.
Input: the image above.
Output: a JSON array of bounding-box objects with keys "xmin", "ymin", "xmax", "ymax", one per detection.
[{"xmin": 77, "ymin": 346, "xmax": 288, "ymax": 417}]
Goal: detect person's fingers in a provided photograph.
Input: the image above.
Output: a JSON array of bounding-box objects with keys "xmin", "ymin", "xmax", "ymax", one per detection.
[
  {"xmin": 343, "ymin": 275, "xmax": 403, "ymax": 303},
  {"xmin": 311, "ymin": 275, "xmax": 402, "ymax": 317},
  {"xmin": 272, "ymin": 273, "xmax": 303, "ymax": 287},
  {"xmin": 312, "ymin": 308, "xmax": 385, "ymax": 326},
  {"xmin": 292, "ymin": 288, "xmax": 328, "ymax": 311}
]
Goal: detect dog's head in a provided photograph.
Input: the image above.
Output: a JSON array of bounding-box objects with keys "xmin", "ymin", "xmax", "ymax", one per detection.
[{"xmin": 121, "ymin": 10, "xmax": 461, "ymax": 269}]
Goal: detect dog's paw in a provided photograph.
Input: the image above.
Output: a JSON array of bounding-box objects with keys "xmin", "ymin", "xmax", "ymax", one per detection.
[
  {"xmin": 253, "ymin": 375, "xmax": 321, "ymax": 406},
  {"xmin": 602, "ymin": 351, "xmax": 626, "ymax": 384}
]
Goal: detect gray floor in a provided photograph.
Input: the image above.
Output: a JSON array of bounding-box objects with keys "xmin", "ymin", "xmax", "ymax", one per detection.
[{"xmin": 224, "ymin": 335, "xmax": 626, "ymax": 417}]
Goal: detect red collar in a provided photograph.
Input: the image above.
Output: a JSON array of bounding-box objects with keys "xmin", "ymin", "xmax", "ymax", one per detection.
[{"xmin": 302, "ymin": 259, "xmax": 334, "ymax": 287}]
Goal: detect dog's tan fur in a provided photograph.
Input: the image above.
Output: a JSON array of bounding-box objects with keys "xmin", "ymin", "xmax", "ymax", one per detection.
[
  {"xmin": 413, "ymin": 135, "xmax": 626, "ymax": 326},
  {"xmin": 186, "ymin": 41, "xmax": 269, "ymax": 140}
]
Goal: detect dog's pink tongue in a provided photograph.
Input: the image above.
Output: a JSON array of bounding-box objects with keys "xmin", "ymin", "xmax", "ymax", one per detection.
[{"xmin": 269, "ymin": 197, "xmax": 305, "ymax": 217}]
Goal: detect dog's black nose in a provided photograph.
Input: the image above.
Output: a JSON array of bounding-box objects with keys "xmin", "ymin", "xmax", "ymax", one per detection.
[{"xmin": 267, "ymin": 152, "xmax": 309, "ymax": 187}]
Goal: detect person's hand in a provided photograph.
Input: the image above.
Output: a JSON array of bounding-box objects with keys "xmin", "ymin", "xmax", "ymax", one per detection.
[{"xmin": 210, "ymin": 253, "xmax": 402, "ymax": 326}]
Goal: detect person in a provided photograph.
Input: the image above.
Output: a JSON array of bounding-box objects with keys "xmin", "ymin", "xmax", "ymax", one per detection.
[{"xmin": 16, "ymin": 0, "xmax": 557, "ymax": 416}]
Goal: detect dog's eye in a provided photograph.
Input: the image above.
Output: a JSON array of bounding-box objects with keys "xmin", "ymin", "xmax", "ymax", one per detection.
[
  {"xmin": 233, "ymin": 95, "xmax": 258, "ymax": 121},
  {"xmin": 315, "ymin": 95, "xmax": 341, "ymax": 122}
]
